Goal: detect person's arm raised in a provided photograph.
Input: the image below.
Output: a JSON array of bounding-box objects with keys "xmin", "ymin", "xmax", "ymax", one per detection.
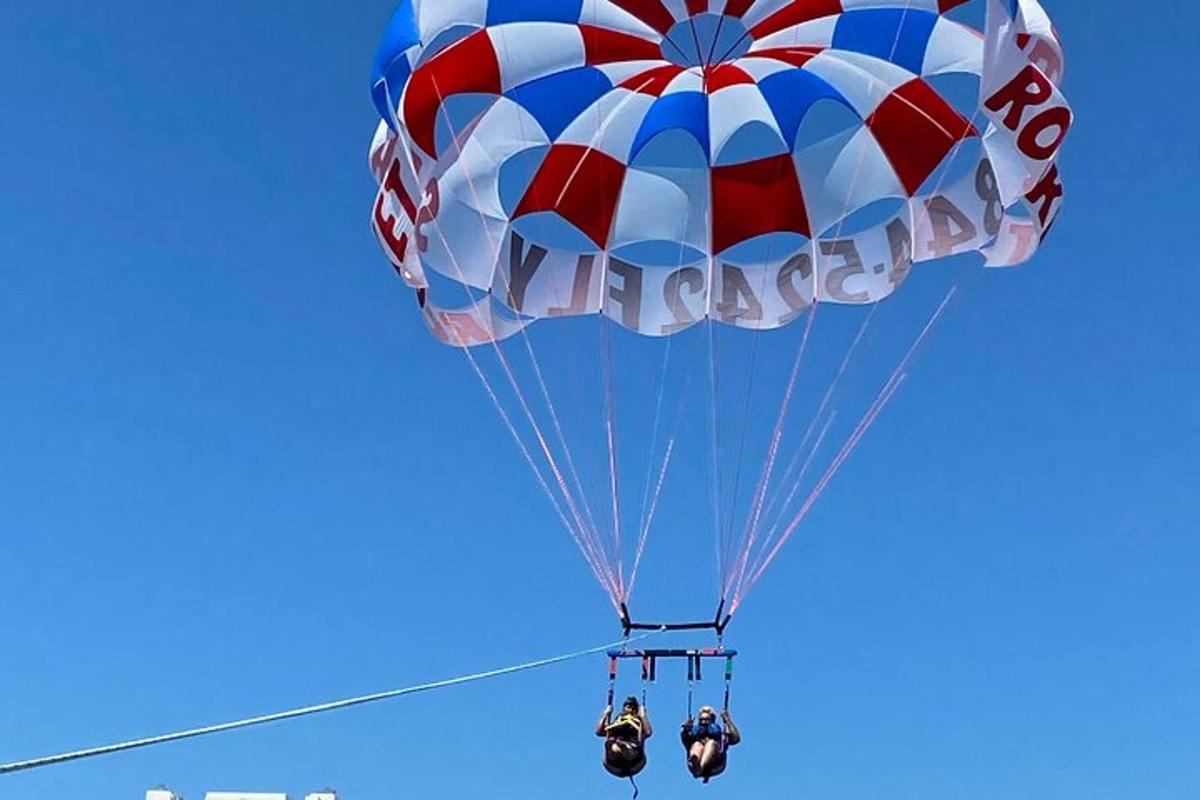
[{"xmin": 596, "ymin": 707, "xmax": 613, "ymax": 738}]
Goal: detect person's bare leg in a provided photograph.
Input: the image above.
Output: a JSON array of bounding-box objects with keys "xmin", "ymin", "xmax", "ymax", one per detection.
[
  {"xmin": 688, "ymin": 742, "xmax": 704, "ymax": 775},
  {"xmin": 699, "ymin": 740, "xmax": 721, "ymax": 775}
]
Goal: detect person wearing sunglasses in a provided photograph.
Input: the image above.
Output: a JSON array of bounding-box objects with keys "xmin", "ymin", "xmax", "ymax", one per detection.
[{"xmin": 681, "ymin": 705, "xmax": 741, "ymax": 782}]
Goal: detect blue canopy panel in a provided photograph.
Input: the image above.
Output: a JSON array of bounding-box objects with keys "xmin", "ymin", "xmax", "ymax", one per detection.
[
  {"xmin": 756, "ymin": 69, "xmax": 856, "ymax": 148},
  {"xmin": 505, "ymin": 67, "xmax": 617, "ymax": 141},
  {"xmin": 831, "ymin": 9, "xmax": 940, "ymax": 75},
  {"xmin": 631, "ymin": 93, "xmax": 711, "ymax": 162},
  {"xmin": 372, "ymin": 1, "xmax": 422, "ymax": 128},
  {"xmin": 485, "ymin": 0, "xmax": 585, "ymax": 26},
  {"xmin": 627, "ymin": 71, "xmax": 855, "ymax": 164}
]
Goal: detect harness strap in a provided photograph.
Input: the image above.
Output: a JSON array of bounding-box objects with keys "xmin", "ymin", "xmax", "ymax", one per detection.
[
  {"xmin": 686, "ymin": 654, "xmax": 695, "ymax": 718},
  {"xmin": 723, "ymin": 655, "xmax": 734, "ymax": 713}
]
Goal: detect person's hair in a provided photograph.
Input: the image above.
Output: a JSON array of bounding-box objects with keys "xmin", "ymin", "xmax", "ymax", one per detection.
[
  {"xmin": 623, "ymin": 696, "xmax": 640, "ymax": 712},
  {"xmin": 699, "ymin": 706, "xmax": 715, "ymax": 716}
]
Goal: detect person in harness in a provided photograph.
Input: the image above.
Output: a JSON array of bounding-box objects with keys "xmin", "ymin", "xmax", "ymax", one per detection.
[
  {"xmin": 681, "ymin": 705, "xmax": 741, "ymax": 782},
  {"xmin": 596, "ymin": 696, "xmax": 654, "ymax": 778}
]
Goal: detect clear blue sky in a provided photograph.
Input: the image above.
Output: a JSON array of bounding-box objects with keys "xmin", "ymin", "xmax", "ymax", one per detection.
[{"xmin": 2, "ymin": 2, "xmax": 1198, "ymax": 799}]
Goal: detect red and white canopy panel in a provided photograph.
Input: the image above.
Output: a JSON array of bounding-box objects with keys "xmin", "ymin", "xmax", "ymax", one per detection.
[{"xmin": 369, "ymin": 0, "xmax": 1071, "ymax": 345}]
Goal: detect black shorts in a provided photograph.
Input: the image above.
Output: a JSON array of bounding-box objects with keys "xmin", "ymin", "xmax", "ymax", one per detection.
[{"xmin": 604, "ymin": 741, "xmax": 647, "ymax": 778}]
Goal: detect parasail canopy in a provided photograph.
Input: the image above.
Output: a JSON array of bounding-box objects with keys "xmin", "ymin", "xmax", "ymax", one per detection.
[{"xmin": 367, "ymin": 0, "xmax": 1072, "ymax": 624}]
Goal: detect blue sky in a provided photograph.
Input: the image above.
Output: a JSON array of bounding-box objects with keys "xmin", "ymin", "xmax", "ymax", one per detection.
[{"xmin": 1, "ymin": 2, "xmax": 1198, "ymax": 799}]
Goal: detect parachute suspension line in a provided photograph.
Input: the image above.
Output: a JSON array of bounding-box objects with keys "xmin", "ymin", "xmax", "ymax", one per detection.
[
  {"xmin": 720, "ymin": 6, "xmax": 840, "ymax": 599},
  {"xmin": 430, "ymin": 73, "xmax": 609, "ymax": 564},
  {"xmin": 438, "ymin": 46, "xmax": 660, "ymax": 598},
  {"xmin": 566, "ymin": 75, "xmax": 672, "ymax": 590},
  {"xmin": 760, "ymin": 409, "xmax": 839, "ymax": 552},
  {"xmin": 755, "ymin": 109, "xmax": 978, "ymax": 564},
  {"xmin": 726, "ymin": 303, "xmax": 819, "ymax": 600},
  {"xmin": 601, "ymin": 317, "xmax": 626, "ymax": 597},
  {"xmin": 625, "ymin": 330, "xmax": 674, "ymax": 603},
  {"xmin": 513, "ymin": 71, "xmax": 672, "ymax": 598},
  {"xmin": 619, "ymin": 109, "xmax": 700, "ymax": 599},
  {"xmin": 420, "ymin": 227, "xmax": 614, "ymax": 601},
  {"xmin": 626, "ymin": 196, "xmax": 699, "ymax": 602},
  {"xmin": 743, "ymin": 352, "xmax": 914, "ymax": 592},
  {"xmin": 716, "ymin": 145, "xmax": 796, "ymax": 598},
  {"xmin": 427, "ymin": 205, "xmax": 621, "ymax": 606},
  {"xmin": 0, "ymin": 631, "xmax": 659, "ymax": 777},
  {"xmin": 517, "ymin": 327, "xmax": 607, "ymax": 559},
  {"xmin": 705, "ymin": 342, "xmax": 729, "ymax": 603},
  {"xmin": 452, "ymin": 342, "xmax": 576, "ymax": 550},
  {"xmin": 607, "ymin": 656, "xmax": 618, "ymax": 709},
  {"xmin": 448, "ymin": 280, "xmax": 618, "ymax": 605},
  {"xmin": 717, "ymin": 268, "xmax": 778, "ymax": 594},
  {"xmin": 624, "ymin": 175, "xmax": 696, "ymax": 600},
  {"xmin": 738, "ymin": 289, "xmax": 960, "ymax": 605},
  {"xmin": 745, "ymin": 366, "xmax": 914, "ymax": 597},
  {"xmin": 687, "ymin": 0, "xmax": 723, "ymax": 601},
  {"xmin": 627, "ymin": 437, "xmax": 675, "ymax": 599},
  {"xmin": 706, "ymin": 292, "xmax": 725, "ymax": 596},
  {"xmin": 734, "ymin": 72, "xmax": 989, "ymax": 609},
  {"xmin": 725, "ymin": 0, "xmax": 925, "ymax": 604},
  {"xmin": 759, "ymin": 276, "xmax": 987, "ymax": 585},
  {"xmin": 712, "ymin": 289, "xmax": 779, "ymax": 608},
  {"xmin": 489, "ymin": 344, "xmax": 621, "ymax": 602},
  {"xmin": 421, "ymin": 220, "xmax": 620, "ymax": 607},
  {"xmin": 584, "ymin": 74, "xmax": 697, "ymax": 599},
  {"xmin": 629, "ymin": 357, "xmax": 699, "ymax": 599},
  {"xmin": 758, "ymin": 306, "xmax": 878, "ymax": 536},
  {"xmin": 425, "ymin": 76, "xmax": 622, "ymax": 605},
  {"xmin": 737, "ymin": 288, "xmax": 957, "ymax": 605},
  {"xmin": 634, "ymin": 337, "xmax": 673, "ymax": 550}
]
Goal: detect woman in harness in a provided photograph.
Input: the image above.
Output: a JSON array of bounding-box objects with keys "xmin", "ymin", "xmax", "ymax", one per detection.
[
  {"xmin": 596, "ymin": 696, "xmax": 653, "ymax": 777},
  {"xmin": 681, "ymin": 705, "xmax": 741, "ymax": 782}
]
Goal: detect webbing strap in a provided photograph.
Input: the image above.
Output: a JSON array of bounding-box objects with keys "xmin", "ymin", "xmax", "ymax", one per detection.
[
  {"xmin": 723, "ymin": 655, "xmax": 734, "ymax": 712},
  {"xmin": 686, "ymin": 655, "xmax": 695, "ymax": 718}
]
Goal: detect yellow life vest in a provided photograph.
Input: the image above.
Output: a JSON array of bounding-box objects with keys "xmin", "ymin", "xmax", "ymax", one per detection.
[{"xmin": 605, "ymin": 713, "xmax": 642, "ymax": 740}]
